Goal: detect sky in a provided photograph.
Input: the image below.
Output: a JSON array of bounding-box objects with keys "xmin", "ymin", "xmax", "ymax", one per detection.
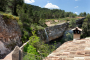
[{"xmin": 24, "ymin": 0, "xmax": 90, "ymax": 15}]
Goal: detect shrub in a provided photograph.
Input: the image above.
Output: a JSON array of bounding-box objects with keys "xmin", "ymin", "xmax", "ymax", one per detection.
[
  {"xmin": 14, "ymin": 17, "xmax": 19, "ymax": 21},
  {"xmin": 21, "ymin": 30, "xmax": 29, "ymax": 43},
  {"xmin": 3, "ymin": 14, "xmax": 13, "ymax": 19},
  {"xmin": 23, "ymin": 31, "xmax": 56, "ymax": 59},
  {"xmin": 65, "ymin": 18, "xmax": 70, "ymax": 21},
  {"xmin": 31, "ymin": 24, "xmax": 44, "ymax": 30}
]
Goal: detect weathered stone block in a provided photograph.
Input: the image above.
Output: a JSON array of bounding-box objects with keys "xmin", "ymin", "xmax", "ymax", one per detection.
[{"xmin": 12, "ymin": 46, "xmax": 20, "ymax": 60}]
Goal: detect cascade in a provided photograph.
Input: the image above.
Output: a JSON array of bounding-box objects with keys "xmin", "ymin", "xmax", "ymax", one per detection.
[{"xmin": 44, "ymin": 28, "xmax": 49, "ymax": 42}]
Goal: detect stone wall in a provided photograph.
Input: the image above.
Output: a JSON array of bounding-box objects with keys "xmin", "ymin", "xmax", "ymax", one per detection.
[{"xmin": 0, "ymin": 14, "xmax": 22, "ymax": 59}]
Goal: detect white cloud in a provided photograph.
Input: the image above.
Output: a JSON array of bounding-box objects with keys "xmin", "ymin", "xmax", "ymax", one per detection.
[
  {"xmin": 75, "ymin": 6, "xmax": 78, "ymax": 8},
  {"xmin": 24, "ymin": 0, "xmax": 35, "ymax": 4},
  {"xmin": 75, "ymin": 12, "xmax": 78, "ymax": 14},
  {"xmin": 44, "ymin": 3, "xmax": 59, "ymax": 9}
]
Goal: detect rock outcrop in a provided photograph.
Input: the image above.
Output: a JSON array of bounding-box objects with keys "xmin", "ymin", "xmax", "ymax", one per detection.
[
  {"xmin": 76, "ymin": 17, "xmax": 85, "ymax": 27},
  {"xmin": 37, "ymin": 23, "xmax": 68, "ymax": 42},
  {"xmin": 0, "ymin": 14, "xmax": 22, "ymax": 58},
  {"xmin": 37, "ymin": 18, "xmax": 85, "ymax": 42}
]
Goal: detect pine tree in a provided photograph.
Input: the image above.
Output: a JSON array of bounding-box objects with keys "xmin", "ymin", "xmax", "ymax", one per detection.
[{"xmin": 0, "ymin": 0, "xmax": 7, "ymax": 12}]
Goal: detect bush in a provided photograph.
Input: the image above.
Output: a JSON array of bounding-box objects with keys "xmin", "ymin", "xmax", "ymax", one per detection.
[
  {"xmin": 23, "ymin": 31, "xmax": 56, "ymax": 59},
  {"xmin": 65, "ymin": 18, "xmax": 70, "ymax": 21},
  {"xmin": 31, "ymin": 24, "xmax": 44, "ymax": 30}
]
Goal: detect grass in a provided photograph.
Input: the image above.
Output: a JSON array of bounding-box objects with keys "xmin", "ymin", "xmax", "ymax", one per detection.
[{"xmin": 0, "ymin": 11, "xmax": 19, "ymax": 21}]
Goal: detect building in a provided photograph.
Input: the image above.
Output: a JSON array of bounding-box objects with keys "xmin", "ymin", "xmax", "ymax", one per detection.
[{"xmin": 72, "ymin": 27, "xmax": 82, "ymax": 40}]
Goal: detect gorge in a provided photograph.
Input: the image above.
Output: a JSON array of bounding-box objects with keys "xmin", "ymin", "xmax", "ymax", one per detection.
[{"xmin": 0, "ymin": 14, "xmax": 85, "ymax": 59}]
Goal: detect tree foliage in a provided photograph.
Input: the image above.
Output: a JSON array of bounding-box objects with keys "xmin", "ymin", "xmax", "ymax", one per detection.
[
  {"xmin": 0, "ymin": 0, "xmax": 7, "ymax": 12},
  {"xmin": 23, "ymin": 31, "xmax": 56, "ymax": 59},
  {"xmin": 81, "ymin": 14, "xmax": 90, "ymax": 38},
  {"xmin": 6, "ymin": 0, "xmax": 24, "ymax": 15},
  {"xmin": 79, "ymin": 12, "xmax": 87, "ymax": 17},
  {"xmin": 69, "ymin": 19, "xmax": 76, "ymax": 28}
]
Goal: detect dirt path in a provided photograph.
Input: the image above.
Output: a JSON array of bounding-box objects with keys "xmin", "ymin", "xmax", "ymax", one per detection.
[{"xmin": 45, "ymin": 21, "xmax": 65, "ymax": 27}]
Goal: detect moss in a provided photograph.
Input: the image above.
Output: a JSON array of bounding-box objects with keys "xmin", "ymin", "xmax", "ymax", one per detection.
[{"xmin": 3, "ymin": 14, "xmax": 19, "ymax": 21}]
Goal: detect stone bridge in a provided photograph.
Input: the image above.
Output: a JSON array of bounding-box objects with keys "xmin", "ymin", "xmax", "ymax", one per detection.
[{"xmin": 44, "ymin": 37, "xmax": 90, "ymax": 60}]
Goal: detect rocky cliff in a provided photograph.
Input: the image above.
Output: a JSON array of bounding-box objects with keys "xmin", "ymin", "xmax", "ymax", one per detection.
[
  {"xmin": 37, "ymin": 23, "xmax": 68, "ymax": 42},
  {"xmin": 0, "ymin": 14, "xmax": 22, "ymax": 58}
]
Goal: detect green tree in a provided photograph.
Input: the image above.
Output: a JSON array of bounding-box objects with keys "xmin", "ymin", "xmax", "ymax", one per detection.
[
  {"xmin": 69, "ymin": 19, "xmax": 76, "ymax": 28},
  {"xmin": 65, "ymin": 32, "xmax": 73, "ymax": 41},
  {"xmin": 82, "ymin": 19, "xmax": 88, "ymax": 37},
  {"xmin": 7, "ymin": 0, "xmax": 24, "ymax": 15},
  {"xmin": 0, "ymin": 0, "xmax": 7, "ymax": 12},
  {"xmin": 84, "ymin": 12, "xmax": 87, "ymax": 17},
  {"xmin": 23, "ymin": 31, "xmax": 55, "ymax": 58},
  {"xmin": 79, "ymin": 12, "xmax": 87, "ymax": 17},
  {"xmin": 81, "ymin": 14, "xmax": 90, "ymax": 37},
  {"xmin": 33, "ymin": 11, "xmax": 40, "ymax": 24}
]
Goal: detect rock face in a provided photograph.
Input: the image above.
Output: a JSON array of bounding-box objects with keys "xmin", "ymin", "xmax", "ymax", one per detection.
[
  {"xmin": 0, "ymin": 14, "xmax": 22, "ymax": 58},
  {"xmin": 37, "ymin": 23, "xmax": 68, "ymax": 42},
  {"xmin": 76, "ymin": 18, "xmax": 85, "ymax": 27}
]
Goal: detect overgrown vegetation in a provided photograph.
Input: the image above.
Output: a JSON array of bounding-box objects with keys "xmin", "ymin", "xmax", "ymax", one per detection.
[
  {"xmin": 3, "ymin": 14, "xmax": 19, "ymax": 21},
  {"xmin": 81, "ymin": 14, "xmax": 90, "ymax": 38},
  {"xmin": 23, "ymin": 31, "xmax": 56, "ymax": 60},
  {"xmin": 69, "ymin": 19, "xmax": 77, "ymax": 28}
]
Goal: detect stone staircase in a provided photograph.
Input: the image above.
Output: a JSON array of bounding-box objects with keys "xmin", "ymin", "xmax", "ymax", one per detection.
[{"xmin": 44, "ymin": 37, "xmax": 90, "ymax": 60}]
